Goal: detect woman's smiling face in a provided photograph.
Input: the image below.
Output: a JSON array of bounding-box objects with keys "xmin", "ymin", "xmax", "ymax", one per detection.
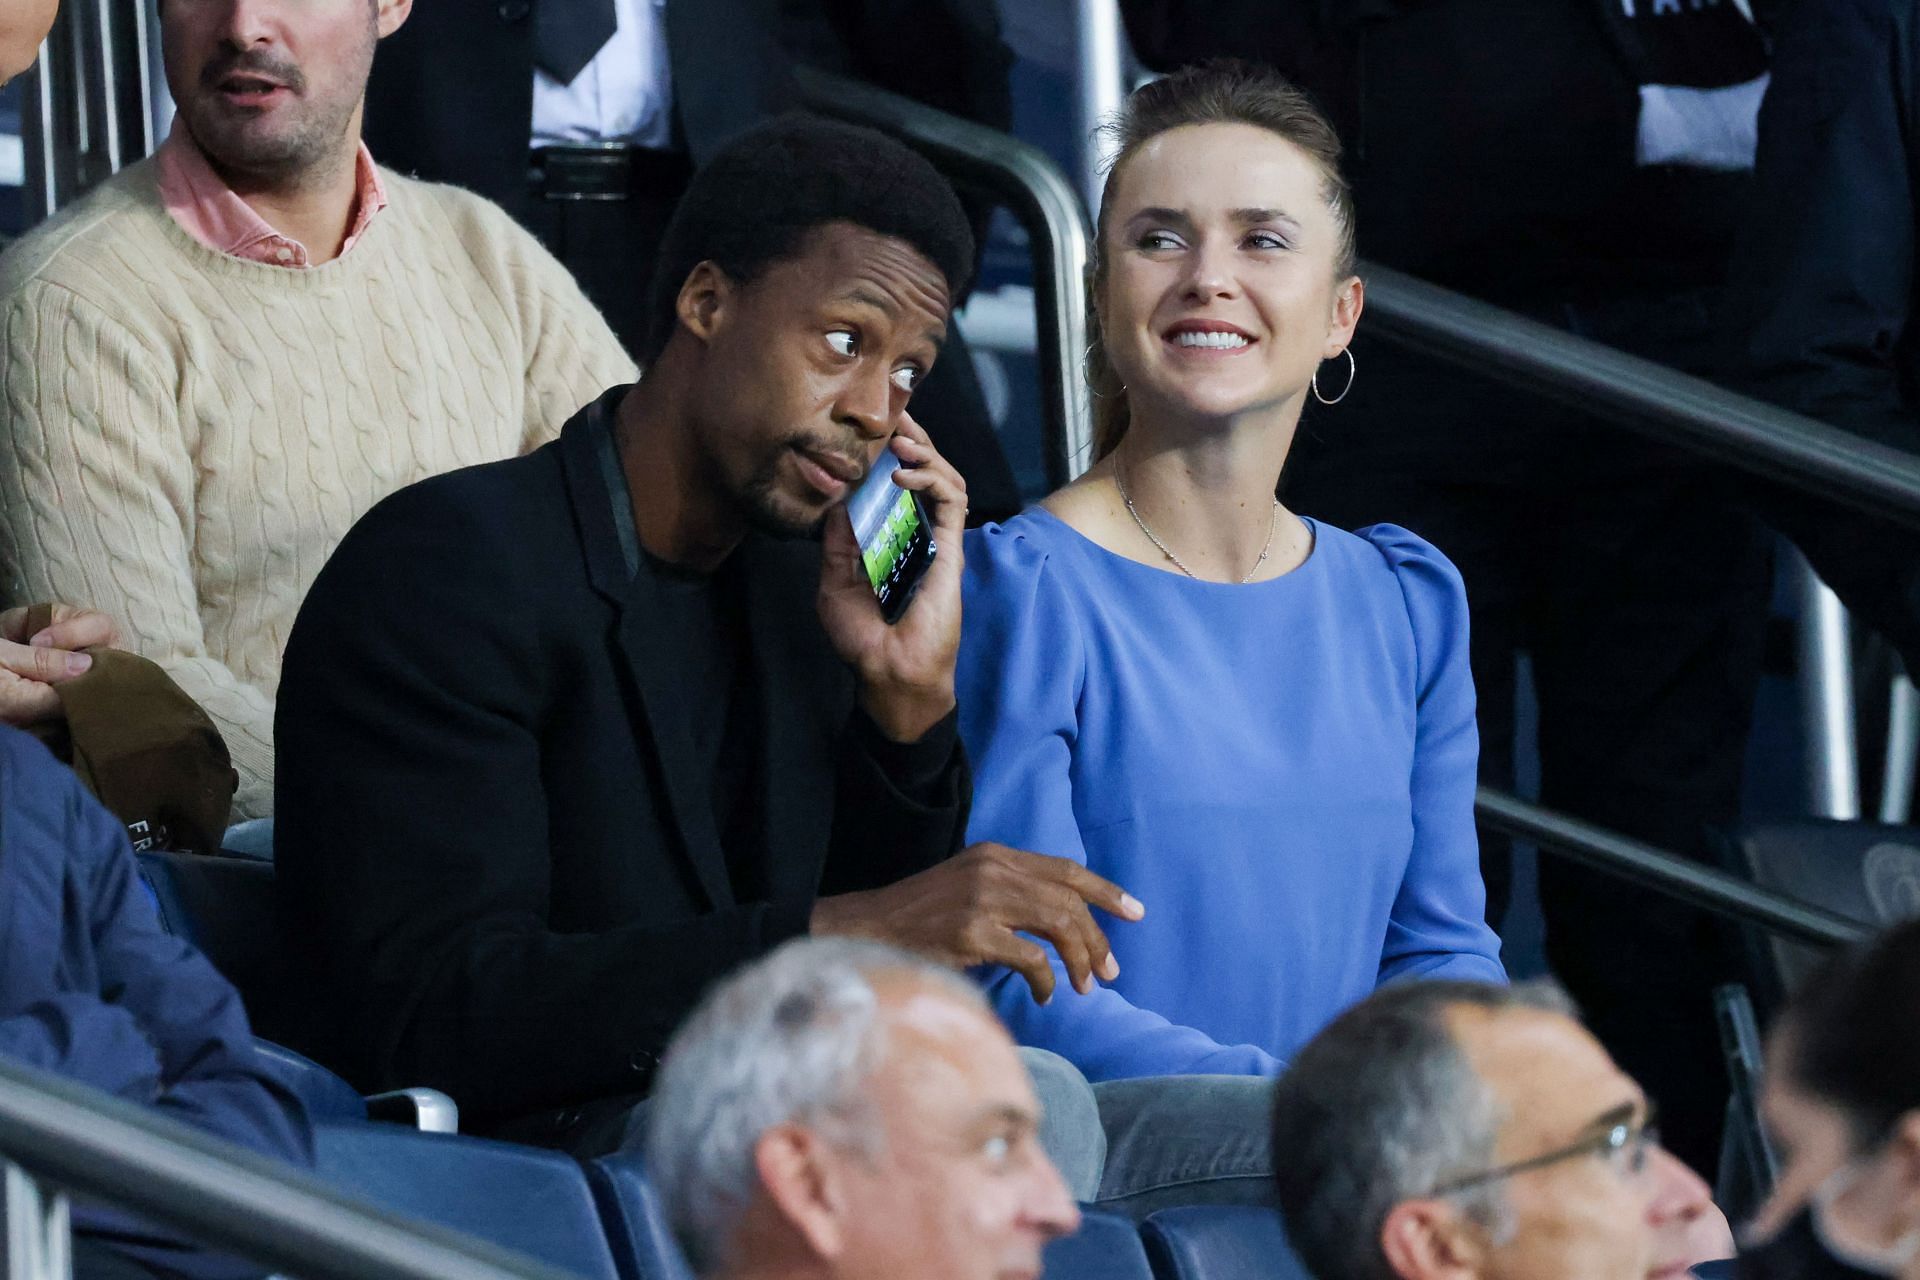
[{"xmin": 1097, "ymin": 120, "xmax": 1360, "ymax": 429}]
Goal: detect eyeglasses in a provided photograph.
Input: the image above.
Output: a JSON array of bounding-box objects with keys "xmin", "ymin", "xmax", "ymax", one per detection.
[{"xmin": 1429, "ymin": 1102, "xmax": 1661, "ymax": 1197}]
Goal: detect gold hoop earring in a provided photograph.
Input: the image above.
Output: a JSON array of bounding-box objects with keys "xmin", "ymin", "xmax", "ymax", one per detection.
[
  {"xmin": 1312, "ymin": 348, "xmax": 1357, "ymax": 406},
  {"xmin": 1084, "ymin": 341, "xmax": 1124, "ymax": 397}
]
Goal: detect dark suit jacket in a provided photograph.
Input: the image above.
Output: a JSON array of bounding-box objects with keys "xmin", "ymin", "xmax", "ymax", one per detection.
[
  {"xmin": 274, "ymin": 387, "xmax": 969, "ymax": 1131},
  {"xmin": 363, "ymin": 0, "xmax": 1013, "ymax": 224}
]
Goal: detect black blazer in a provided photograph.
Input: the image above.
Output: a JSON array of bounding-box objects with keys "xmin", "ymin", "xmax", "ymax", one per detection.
[
  {"xmin": 274, "ymin": 387, "xmax": 968, "ymax": 1129},
  {"xmin": 363, "ymin": 0, "xmax": 1013, "ymax": 224}
]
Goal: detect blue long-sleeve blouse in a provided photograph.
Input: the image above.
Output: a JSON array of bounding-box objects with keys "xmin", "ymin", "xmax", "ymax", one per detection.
[{"xmin": 957, "ymin": 509, "xmax": 1506, "ymax": 1080}]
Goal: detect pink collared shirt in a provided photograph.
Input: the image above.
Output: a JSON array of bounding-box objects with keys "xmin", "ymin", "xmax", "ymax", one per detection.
[{"xmin": 155, "ymin": 120, "xmax": 388, "ymax": 267}]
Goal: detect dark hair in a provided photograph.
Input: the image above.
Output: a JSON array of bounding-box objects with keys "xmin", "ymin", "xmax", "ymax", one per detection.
[
  {"xmin": 1270, "ymin": 980, "xmax": 1575, "ymax": 1280},
  {"xmin": 1774, "ymin": 918, "xmax": 1920, "ymax": 1150},
  {"xmin": 642, "ymin": 115, "xmax": 975, "ymax": 363},
  {"xmin": 1088, "ymin": 61, "xmax": 1358, "ymax": 460}
]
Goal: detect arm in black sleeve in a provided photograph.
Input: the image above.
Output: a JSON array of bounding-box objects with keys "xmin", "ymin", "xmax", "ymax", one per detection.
[
  {"xmin": 275, "ymin": 480, "xmax": 810, "ymax": 1117},
  {"xmin": 1724, "ymin": 0, "xmax": 1920, "ymax": 673},
  {"xmin": 1727, "ymin": 0, "xmax": 1920, "ymax": 447},
  {"xmin": 818, "ymin": 708, "xmax": 970, "ymax": 897}
]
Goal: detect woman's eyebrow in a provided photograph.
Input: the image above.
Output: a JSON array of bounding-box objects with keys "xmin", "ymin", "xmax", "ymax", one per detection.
[
  {"xmin": 1232, "ymin": 207, "xmax": 1300, "ymax": 228},
  {"xmin": 1124, "ymin": 206, "xmax": 1195, "ymax": 231}
]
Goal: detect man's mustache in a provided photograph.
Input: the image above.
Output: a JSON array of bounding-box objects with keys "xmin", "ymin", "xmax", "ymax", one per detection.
[{"xmin": 200, "ymin": 50, "xmax": 306, "ymax": 94}]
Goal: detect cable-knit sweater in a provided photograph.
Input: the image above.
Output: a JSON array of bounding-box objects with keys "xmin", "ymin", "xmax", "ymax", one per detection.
[{"xmin": 0, "ymin": 159, "xmax": 638, "ymax": 818}]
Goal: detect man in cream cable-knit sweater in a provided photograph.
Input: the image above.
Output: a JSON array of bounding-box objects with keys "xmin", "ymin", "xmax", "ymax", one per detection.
[{"xmin": 0, "ymin": 0, "xmax": 636, "ymax": 819}]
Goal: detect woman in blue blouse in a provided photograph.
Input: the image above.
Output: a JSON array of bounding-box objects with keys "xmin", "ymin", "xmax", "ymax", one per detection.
[{"xmin": 957, "ymin": 62, "xmax": 1506, "ymax": 1083}]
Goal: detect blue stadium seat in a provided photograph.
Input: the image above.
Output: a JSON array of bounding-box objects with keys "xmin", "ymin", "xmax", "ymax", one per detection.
[
  {"xmin": 254, "ymin": 1039, "xmax": 366, "ymax": 1122},
  {"xmin": 1141, "ymin": 1205, "xmax": 1312, "ymax": 1280},
  {"xmin": 136, "ymin": 848, "xmax": 293, "ymax": 1040},
  {"xmin": 1045, "ymin": 1209, "xmax": 1155, "ymax": 1280},
  {"xmin": 586, "ymin": 1152, "xmax": 694, "ymax": 1280},
  {"xmin": 312, "ymin": 1122, "xmax": 619, "ymax": 1279}
]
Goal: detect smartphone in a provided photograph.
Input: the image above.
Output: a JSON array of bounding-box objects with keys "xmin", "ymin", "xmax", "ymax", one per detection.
[{"xmin": 848, "ymin": 449, "xmax": 937, "ymax": 624}]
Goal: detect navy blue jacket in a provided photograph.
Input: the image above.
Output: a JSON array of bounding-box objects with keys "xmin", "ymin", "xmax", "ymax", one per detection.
[{"xmin": 0, "ymin": 728, "xmax": 311, "ymax": 1278}]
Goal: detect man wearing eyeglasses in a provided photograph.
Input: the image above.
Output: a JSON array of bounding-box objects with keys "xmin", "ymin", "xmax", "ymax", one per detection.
[{"xmin": 1271, "ymin": 980, "xmax": 1734, "ymax": 1280}]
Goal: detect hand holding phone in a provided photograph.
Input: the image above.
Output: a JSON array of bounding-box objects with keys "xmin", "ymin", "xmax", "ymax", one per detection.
[
  {"xmin": 817, "ymin": 418, "xmax": 967, "ymax": 744},
  {"xmin": 848, "ymin": 450, "xmax": 937, "ymax": 624}
]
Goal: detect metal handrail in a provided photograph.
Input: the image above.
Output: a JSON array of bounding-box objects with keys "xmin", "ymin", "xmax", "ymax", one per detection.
[
  {"xmin": 0, "ymin": 1056, "xmax": 569, "ymax": 1280},
  {"xmin": 1361, "ymin": 262, "xmax": 1920, "ymax": 531},
  {"xmin": 20, "ymin": 0, "xmax": 158, "ymax": 221},
  {"xmin": 793, "ymin": 67, "xmax": 1097, "ymax": 488},
  {"xmin": 1475, "ymin": 787, "xmax": 1869, "ymax": 948}
]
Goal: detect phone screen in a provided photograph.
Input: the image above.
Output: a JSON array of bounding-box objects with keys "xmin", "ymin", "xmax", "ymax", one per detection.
[{"xmin": 849, "ymin": 450, "xmax": 937, "ymax": 624}]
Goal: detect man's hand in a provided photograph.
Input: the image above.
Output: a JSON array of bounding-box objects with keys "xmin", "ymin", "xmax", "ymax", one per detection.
[
  {"xmin": 810, "ymin": 843, "xmax": 1146, "ymax": 1004},
  {"xmin": 817, "ymin": 414, "xmax": 967, "ymax": 744},
  {"xmin": 0, "ymin": 604, "xmax": 121, "ymax": 726}
]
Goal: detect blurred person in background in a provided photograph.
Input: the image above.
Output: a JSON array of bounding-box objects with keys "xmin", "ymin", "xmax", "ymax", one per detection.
[
  {"xmin": 0, "ymin": 0, "xmax": 55, "ymax": 82},
  {"xmin": 1272, "ymin": 979, "xmax": 1733, "ymax": 1280},
  {"xmin": 0, "ymin": 7, "xmax": 113, "ymax": 731},
  {"xmin": 0, "ymin": 724, "xmax": 312, "ymax": 1280},
  {"xmin": 1739, "ymin": 918, "xmax": 1920, "ymax": 1280},
  {"xmin": 1122, "ymin": 0, "xmax": 1779, "ymax": 1174},
  {"xmin": 361, "ymin": 0, "xmax": 1024, "ymax": 523},
  {"xmin": 1724, "ymin": 0, "xmax": 1920, "ymax": 682},
  {"xmin": 956, "ymin": 63, "xmax": 1503, "ymax": 1184},
  {"xmin": 648, "ymin": 938, "xmax": 1081, "ymax": 1280},
  {"xmin": 0, "ymin": 0, "xmax": 633, "ymax": 819}
]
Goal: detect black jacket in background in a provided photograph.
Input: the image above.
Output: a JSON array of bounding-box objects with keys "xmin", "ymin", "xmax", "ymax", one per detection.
[
  {"xmin": 1728, "ymin": 0, "xmax": 1919, "ymax": 445},
  {"xmin": 362, "ymin": 0, "xmax": 1013, "ymax": 224},
  {"xmin": 1722, "ymin": 0, "xmax": 1920, "ymax": 674},
  {"xmin": 274, "ymin": 388, "xmax": 969, "ymax": 1130},
  {"xmin": 1120, "ymin": 0, "xmax": 1765, "ymax": 301}
]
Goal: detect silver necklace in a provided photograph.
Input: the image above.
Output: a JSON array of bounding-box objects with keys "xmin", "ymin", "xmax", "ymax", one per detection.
[{"xmin": 1114, "ymin": 466, "xmax": 1281, "ymax": 584}]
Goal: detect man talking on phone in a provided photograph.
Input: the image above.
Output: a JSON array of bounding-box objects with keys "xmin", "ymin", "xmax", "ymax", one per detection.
[{"xmin": 273, "ymin": 117, "xmax": 1275, "ymax": 1207}]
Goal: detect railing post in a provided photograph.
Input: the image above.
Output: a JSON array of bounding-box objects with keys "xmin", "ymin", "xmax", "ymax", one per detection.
[
  {"xmin": 1883, "ymin": 673, "xmax": 1919, "ymax": 824},
  {"xmin": 4, "ymin": 1161, "xmax": 73, "ymax": 1280},
  {"xmin": 1788, "ymin": 548, "xmax": 1862, "ymax": 819},
  {"xmin": 1072, "ymin": 0, "xmax": 1127, "ymax": 212}
]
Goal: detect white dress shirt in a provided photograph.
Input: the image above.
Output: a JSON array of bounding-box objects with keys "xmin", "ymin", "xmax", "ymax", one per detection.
[{"xmin": 531, "ymin": 0, "xmax": 676, "ymax": 149}]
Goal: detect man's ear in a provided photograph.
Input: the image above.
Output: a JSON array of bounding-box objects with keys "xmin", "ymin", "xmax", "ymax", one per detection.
[
  {"xmin": 675, "ymin": 262, "xmax": 735, "ymax": 348},
  {"xmin": 753, "ymin": 1123, "xmax": 849, "ymax": 1263},
  {"xmin": 1380, "ymin": 1198, "xmax": 1488, "ymax": 1280},
  {"xmin": 1323, "ymin": 273, "xmax": 1365, "ymax": 359},
  {"xmin": 1887, "ymin": 1110, "xmax": 1920, "ymax": 1226},
  {"xmin": 376, "ymin": 0, "xmax": 413, "ymax": 39}
]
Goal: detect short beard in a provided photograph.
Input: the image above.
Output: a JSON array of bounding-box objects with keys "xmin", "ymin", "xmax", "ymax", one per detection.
[
  {"xmin": 183, "ymin": 29, "xmax": 371, "ymax": 188},
  {"xmin": 736, "ymin": 447, "xmax": 829, "ymax": 542}
]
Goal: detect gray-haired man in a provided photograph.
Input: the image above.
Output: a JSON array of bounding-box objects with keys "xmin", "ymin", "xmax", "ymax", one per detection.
[
  {"xmin": 1271, "ymin": 981, "xmax": 1732, "ymax": 1280},
  {"xmin": 649, "ymin": 938, "xmax": 1081, "ymax": 1280}
]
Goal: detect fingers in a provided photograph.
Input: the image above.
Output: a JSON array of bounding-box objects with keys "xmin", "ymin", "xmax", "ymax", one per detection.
[
  {"xmin": 0, "ymin": 603, "xmax": 120, "ymax": 651},
  {"xmin": 33, "ymin": 607, "xmax": 118, "ymax": 652},
  {"xmin": 888, "ymin": 415, "xmax": 968, "ymax": 544},
  {"xmin": 0, "ymin": 675, "xmax": 62, "ymax": 727},
  {"xmin": 0, "ymin": 637, "xmax": 91, "ymax": 685},
  {"xmin": 996, "ymin": 932, "xmax": 1057, "ymax": 1007},
  {"xmin": 1003, "ymin": 846, "xmax": 1145, "ymax": 923}
]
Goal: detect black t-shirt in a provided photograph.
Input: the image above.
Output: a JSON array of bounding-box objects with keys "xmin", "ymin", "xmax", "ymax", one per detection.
[{"xmin": 641, "ymin": 551, "xmax": 769, "ymax": 901}]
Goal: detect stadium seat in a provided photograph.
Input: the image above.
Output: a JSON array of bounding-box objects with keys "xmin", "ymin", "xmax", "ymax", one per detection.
[
  {"xmin": 312, "ymin": 1122, "xmax": 620, "ymax": 1279},
  {"xmin": 1716, "ymin": 818, "xmax": 1920, "ymax": 1002},
  {"xmin": 136, "ymin": 847, "xmax": 290, "ymax": 1037},
  {"xmin": 586, "ymin": 1152, "xmax": 695, "ymax": 1280},
  {"xmin": 1141, "ymin": 1205, "xmax": 1312, "ymax": 1280},
  {"xmin": 1044, "ymin": 1209, "xmax": 1155, "ymax": 1280},
  {"xmin": 254, "ymin": 1039, "xmax": 366, "ymax": 1122}
]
